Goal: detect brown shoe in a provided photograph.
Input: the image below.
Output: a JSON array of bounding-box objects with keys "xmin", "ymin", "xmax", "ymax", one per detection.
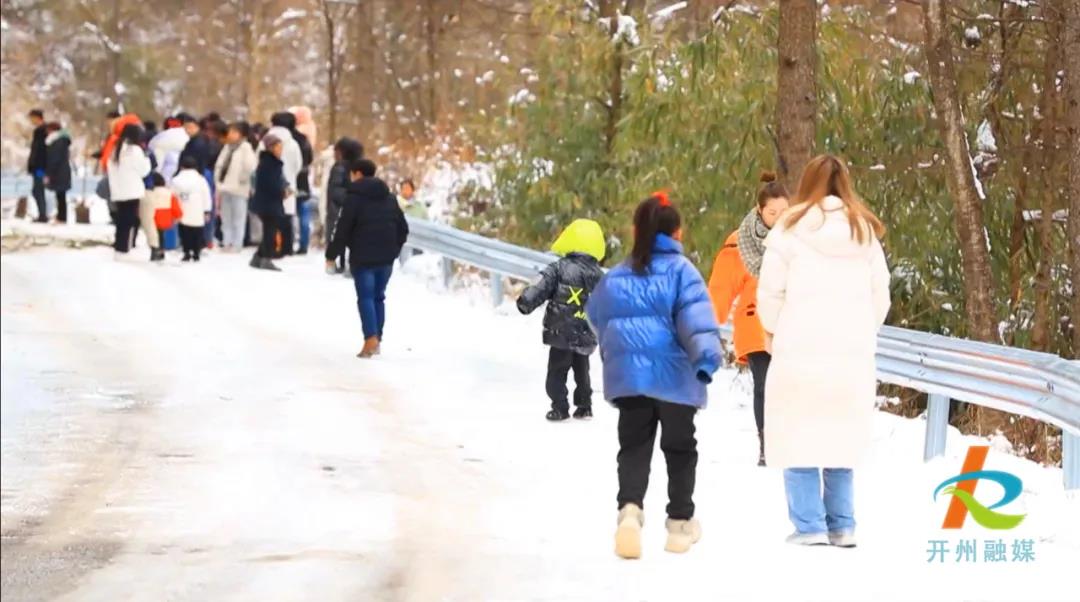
[{"xmin": 357, "ymin": 336, "xmax": 380, "ymax": 358}]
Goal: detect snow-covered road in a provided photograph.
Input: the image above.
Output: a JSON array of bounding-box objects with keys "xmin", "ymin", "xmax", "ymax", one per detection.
[{"xmin": 1, "ymin": 239, "xmax": 1076, "ymax": 601}]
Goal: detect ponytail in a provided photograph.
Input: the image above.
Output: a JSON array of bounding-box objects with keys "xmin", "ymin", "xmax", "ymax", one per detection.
[{"xmin": 630, "ymin": 191, "xmax": 682, "ymax": 274}]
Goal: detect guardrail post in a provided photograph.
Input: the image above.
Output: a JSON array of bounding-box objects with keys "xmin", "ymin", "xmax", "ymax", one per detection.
[
  {"xmin": 490, "ymin": 272, "xmax": 504, "ymax": 307},
  {"xmin": 1064, "ymin": 431, "xmax": 1080, "ymax": 491},
  {"xmin": 440, "ymin": 256, "xmax": 453, "ymax": 289},
  {"xmin": 924, "ymin": 393, "xmax": 949, "ymax": 461}
]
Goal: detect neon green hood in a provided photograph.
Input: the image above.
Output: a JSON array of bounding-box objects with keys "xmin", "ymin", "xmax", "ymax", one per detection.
[{"xmin": 551, "ymin": 219, "xmax": 605, "ymax": 262}]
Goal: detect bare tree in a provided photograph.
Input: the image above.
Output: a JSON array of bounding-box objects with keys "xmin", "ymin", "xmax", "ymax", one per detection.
[
  {"xmin": 321, "ymin": 0, "xmax": 358, "ymax": 142},
  {"xmin": 922, "ymin": 0, "xmax": 997, "ymax": 342},
  {"xmin": 599, "ymin": 0, "xmax": 645, "ymax": 157},
  {"xmin": 1065, "ymin": 0, "xmax": 1080, "ymax": 357},
  {"xmin": 776, "ymin": 0, "xmax": 817, "ymax": 190},
  {"xmin": 1031, "ymin": 0, "xmax": 1065, "ymax": 351}
]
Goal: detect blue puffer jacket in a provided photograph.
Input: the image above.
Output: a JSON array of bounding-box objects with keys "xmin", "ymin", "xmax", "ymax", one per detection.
[{"xmin": 586, "ymin": 234, "xmax": 723, "ymax": 409}]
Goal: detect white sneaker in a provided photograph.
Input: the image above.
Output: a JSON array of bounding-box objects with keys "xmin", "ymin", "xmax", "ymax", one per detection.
[
  {"xmin": 664, "ymin": 517, "xmax": 702, "ymax": 553},
  {"xmin": 828, "ymin": 531, "xmax": 857, "ymax": 548},
  {"xmin": 785, "ymin": 531, "xmax": 830, "ymax": 546},
  {"xmin": 614, "ymin": 504, "xmax": 644, "ymax": 559}
]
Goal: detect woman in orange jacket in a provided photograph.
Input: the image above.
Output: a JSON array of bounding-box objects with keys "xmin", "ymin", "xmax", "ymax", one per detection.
[{"xmin": 708, "ymin": 172, "xmax": 789, "ymax": 466}]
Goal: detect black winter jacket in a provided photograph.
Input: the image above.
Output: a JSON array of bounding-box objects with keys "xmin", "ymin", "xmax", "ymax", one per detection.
[
  {"xmin": 179, "ymin": 134, "xmax": 212, "ymax": 173},
  {"xmin": 327, "ymin": 161, "xmax": 349, "ymax": 210},
  {"xmin": 517, "ymin": 253, "xmax": 604, "ymax": 354},
  {"xmin": 250, "ymin": 151, "xmax": 286, "ymax": 217},
  {"xmin": 27, "ymin": 125, "xmax": 47, "ymax": 174},
  {"xmin": 45, "ymin": 132, "xmax": 72, "ymax": 192},
  {"xmin": 325, "ymin": 178, "xmax": 409, "ymax": 269}
]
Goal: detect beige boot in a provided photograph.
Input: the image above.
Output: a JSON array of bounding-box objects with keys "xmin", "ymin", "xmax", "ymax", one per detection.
[
  {"xmin": 357, "ymin": 336, "xmax": 380, "ymax": 358},
  {"xmin": 614, "ymin": 504, "xmax": 644, "ymax": 559},
  {"xmin": 664, "ymin": 517, "xmax": 702, "ymax": 553}
]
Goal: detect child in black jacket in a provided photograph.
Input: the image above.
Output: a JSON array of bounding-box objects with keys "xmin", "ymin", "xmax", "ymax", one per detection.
[{"xmin": 517, "ymin": 219, "xmax": 606, "ymax": 421}]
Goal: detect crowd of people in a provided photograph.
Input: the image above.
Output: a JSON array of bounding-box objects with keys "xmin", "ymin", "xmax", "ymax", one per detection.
[
  {"xmin": 518, "ymin": 154, "xmax": 890, "ymax": 558},
  {"xmin": 28, "ymin": 106, "xmax": 890, "ymax": 559},
  {"xmin": 22, "ymin": 107, "xmax": 427, "ymax": 272}
]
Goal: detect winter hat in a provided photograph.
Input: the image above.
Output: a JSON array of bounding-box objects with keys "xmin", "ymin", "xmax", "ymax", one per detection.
[
  {"xmin": 552, "ymin": 219, "xmax": 605, "ymax": 262},
  {"xmin": 261, "ymin": 133, "xmax": 282, "ymax": 149}
]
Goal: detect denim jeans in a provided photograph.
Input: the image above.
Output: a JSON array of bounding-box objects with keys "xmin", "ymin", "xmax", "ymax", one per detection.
[
  {"xmin": 298, "ymin": 199, "xmax": 312, "ymax": 252},
  {"xmin": 352, "ymin": 264, "xmax": 394, "ymax": 339},
  {"xmin": 220, "ymin": 192, "xmax": 248, "ymax": 250},
  {"xmin": 202, "ymin": 169, "xmax": 216, "ymax": 247},
  {"xmin": 783, "ymin": 467, "xmax": 855, "ymax": 534}
]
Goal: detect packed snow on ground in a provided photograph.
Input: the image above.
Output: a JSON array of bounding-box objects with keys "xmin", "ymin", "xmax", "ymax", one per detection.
[{"xmin": 1, "ymin": 224, "xmax": 1076, "ymax": 601}]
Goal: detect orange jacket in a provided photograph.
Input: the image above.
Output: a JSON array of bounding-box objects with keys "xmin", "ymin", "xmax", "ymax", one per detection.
[
  {"xmin": 99, "ymin": 113, "xmax": 143, "ymax": 171},
  {"xmin": 153, "ymin": 193, "xmax": 183, "ymax": 231},
  {"xmin": 708, "ymin": 230, "xmax": 767, "ymax": 364}
]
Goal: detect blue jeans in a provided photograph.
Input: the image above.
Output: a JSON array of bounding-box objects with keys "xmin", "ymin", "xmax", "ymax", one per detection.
[
  {"xmin": 298, "ymin": 199, "xmax": 312, "ymax": 252},
  {"xmin": 783, "ymin": 467, "xmax": 855, "ymax": 535},
  {"xmin": 352, "ymin": 265, "xmax": 393, "ymax": 339},
  {"xmin": 202, "ymin": 168, "xmax": 217, "ymax": 246}
]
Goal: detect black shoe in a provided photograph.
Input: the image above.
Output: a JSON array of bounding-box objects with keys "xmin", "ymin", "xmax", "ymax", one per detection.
[
  {"xmin": 193, "ymin": 254, "xmax": 200, "ymax": 262},
  {"xmin": 150, "ymin": 249, "xmax": 164, "ymax": 262},
  {"xmin": 182, "ymin": 254, "xmax": 192, "ymax": 262},
  {"xmin": 573, "ymin": 407, "xmax": 593, "ymax": 420},
  {"xmin": 297, "ymin": 248, "xmax": 308, "ymax": 255},
  {"xmin": 546, "ymin": 409, "xmax": 570, "ymax": 422},
  {"xmin": 260, "ymin": 258, "xmax": 282, "ymax": 272}
]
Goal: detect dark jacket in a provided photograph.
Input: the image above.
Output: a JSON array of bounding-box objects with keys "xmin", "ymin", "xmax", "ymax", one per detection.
[
  {"xmin": 327, "ymin": 162, "xmax": 350, "ymax": 210},
  {"xmin": 250, "ymin": 151, "xmax": 286, "ymax": 217},
  {"xmin": 292, "ymin": 129, "xmax": 314, "ymax": 197},
  {"xmin": 325, "ymin": 177, "xmax": 409, "ymax": 269},
  {"xmin": 27, "ymin": 124, "xmax": 47, "ymax": 174},
  {"xmin": 179, "ymin": 133, "xmax": 212, "ymax": 173},
  {"xmin": 45, "ymin": 130, "xmax": 72, "ymax": 192},
  {"xmin": 518, "ymin": 254, "xmax": 605, "ymax": 354}
]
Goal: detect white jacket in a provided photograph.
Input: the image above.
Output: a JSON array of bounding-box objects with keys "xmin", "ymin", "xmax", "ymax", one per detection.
[
  {"xmin": 106, "ymin": 142, "xmax": 152, "ymax": 202},
  {"xmin": 756, "ymin": 195, "xmax": 891, "ymax": 469},
  {"xmin": 149, "ymin": 127, "xmax": 190, "ymax": 182},
  {"xmin": 171, "ymin": 169, "xmax": 213, "ymax": 228},
  {"xmin": 214, "ymin": 141, "xmax": 257, "ymax": 198}
]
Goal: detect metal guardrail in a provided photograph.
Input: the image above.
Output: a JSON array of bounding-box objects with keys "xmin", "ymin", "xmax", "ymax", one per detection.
[{"xmin": 405, "ymin": 215, "xmax": 1080, "ymax": 490}]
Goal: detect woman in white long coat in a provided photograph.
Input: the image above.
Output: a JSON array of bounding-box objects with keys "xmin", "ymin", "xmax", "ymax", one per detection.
[{"xmin": 756, "ymin": 154, "xmax": 891, "ymax": 548}]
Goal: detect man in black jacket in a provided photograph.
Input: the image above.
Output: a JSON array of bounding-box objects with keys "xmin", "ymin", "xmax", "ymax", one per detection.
[
  {"xmin": 26, "ymin": 109, "xmax": 48, "ymax": 222},
  {"xmin": 325, "ymin": 159, "xmax": 409, "ymax": 358},
  {"xmin": 324, "ymin": 137, "xmax": 364, "ymax": 274}
]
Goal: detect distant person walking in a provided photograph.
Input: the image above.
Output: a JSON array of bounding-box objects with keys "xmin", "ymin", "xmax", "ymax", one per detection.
[
  {"xmin": 249, "ymin": 134, "xmax": 287, "ymax": 271},
  {"xmin": 26, "ymin": 109, "xmax": 48, "ymax": 222},
  {"xmin": 325, "ymin": 137, "xmax": 364, "ymax": 274},
  {"xmin": 44, "ymin": 122, "xmax": 72, "ymax": 224},
  {"xmin": 325, "ymin": 159, "xmax": 409, "ymax": 358},
  {"xmin": 756, "ymin": 154, "xmax": 891, "ymax": 548},
  {"xmin": 214, "ymin": 121, "xmax": 257, "ymax": 251},
  {"xmin": 107, "ymin": 124, "xmax": 152, "ymax": 257}
]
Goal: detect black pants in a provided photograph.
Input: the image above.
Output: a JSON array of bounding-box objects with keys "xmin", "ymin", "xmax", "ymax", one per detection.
[
  {"xmin": 747, "ymin": 351, "xmax": 771, "ymax": 434},
  {"xmin": 180, "ymin": 225, "xmax": 205, "ymax": 258},
  {"xmin": 113, "ymin": 200, "xmax": 140, "ymax": 252},
  {"xmin": 615, "ymin": 396, "xmax": 698, "ymax": 520},
  {"xmin": 32, "ymin": 175, "xmax": 47, "ymax": 222},
  {"xmin": 257, "ymin": 212, "xmax": 279, "ymax": 259},
  {"xmin": 55, "ymin": 190, "xmax": 67, "ymax": 223},
  {"xmin": 546, "ymin": 347, "xmax": 591, "ymax": 413},
  {"xmin": 278, "ymin": 215, "xmax": 294, "ymax": 257}
]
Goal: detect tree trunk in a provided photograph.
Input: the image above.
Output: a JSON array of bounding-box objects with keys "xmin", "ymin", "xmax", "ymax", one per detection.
[
  {"xmin": 322, "ymin": 0, "xmax": 339, "ymax": 143},
  {"xmin": 1065, "ymin": 0, "xmax": 1080, "ymax": 357},
  {"xmin": 776, "ymin": 0, "xmax": 817, "ymax": 191},
  {"xmin": 1031, "ymin": 0, "xmax": 1065, "ymax": 352},
  {"xmin": 600, "ymin": 0, "xmax": 644, "ymax": 157},
  {"xmin": 922, "ymin": 0, "xmax": 997, "ymax": 342},
  {"xmin": 424, "ymin": 0, "xmax": 439, "ymax": 131}
]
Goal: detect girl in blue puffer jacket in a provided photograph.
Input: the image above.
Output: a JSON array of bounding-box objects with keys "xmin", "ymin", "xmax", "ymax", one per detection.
[{"xmin": 586, "ymin": 192, "xmax": 722, "ymax": 560}]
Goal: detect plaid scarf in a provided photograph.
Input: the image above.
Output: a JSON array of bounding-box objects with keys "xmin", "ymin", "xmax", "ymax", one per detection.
[{"xmin": 737, "ymin": 208, "xmax": 770, "ymax": 277}]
